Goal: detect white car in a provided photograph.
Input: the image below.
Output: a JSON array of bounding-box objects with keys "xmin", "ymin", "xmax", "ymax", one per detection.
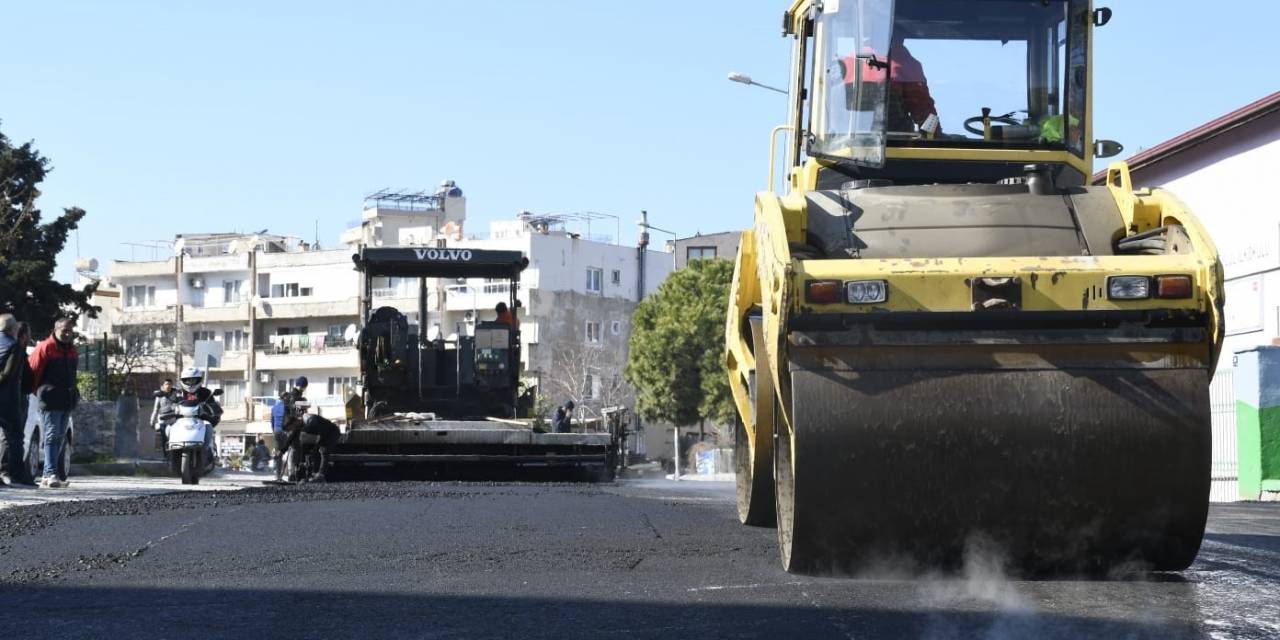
[{"xmin": 22, "ymin": 393, "xmax": 74, "ymax": 481}]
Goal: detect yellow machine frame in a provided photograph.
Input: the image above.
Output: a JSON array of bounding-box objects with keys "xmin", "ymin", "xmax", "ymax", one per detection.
[{"xmin": 726, "ymin": 0, "xmax": 1225, "ymax": 522}]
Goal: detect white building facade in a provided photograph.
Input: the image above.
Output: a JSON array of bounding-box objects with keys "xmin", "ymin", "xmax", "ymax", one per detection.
[
  {"xmin": 1103, "ymin": 91, "xmax": 1280, "ymax": 502},
  {"xmin": 104, "ymin": 183, "xmax": 676, "ymax": 452}
]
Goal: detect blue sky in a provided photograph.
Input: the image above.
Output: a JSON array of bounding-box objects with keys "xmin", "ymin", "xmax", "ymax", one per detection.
[{"xmin": 1, "ymin": 1, "xmax": 1276, "ymax": 282}]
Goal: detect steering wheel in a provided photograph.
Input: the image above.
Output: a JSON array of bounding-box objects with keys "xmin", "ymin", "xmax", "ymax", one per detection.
[{"xmin": 964, "ymin": 112, "xmax": 1024, "ymax": 137}]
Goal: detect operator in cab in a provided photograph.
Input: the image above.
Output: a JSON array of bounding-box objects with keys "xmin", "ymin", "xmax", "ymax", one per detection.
[
  {"xmin": 494, "ymin": 301, "xmax": 518, "ymax": 331},
  {"xmin": 840, "ymin": 31, "xmax": 940, "ymax": 135}
]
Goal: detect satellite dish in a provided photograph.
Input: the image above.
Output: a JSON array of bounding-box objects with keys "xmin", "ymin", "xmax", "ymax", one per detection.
[{"xmin": 344, "ymin": 324, "xmax": 358, "ymax": 342}]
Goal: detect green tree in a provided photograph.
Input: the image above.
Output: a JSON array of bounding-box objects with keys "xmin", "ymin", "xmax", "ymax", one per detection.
[
  {"xmin": 0, "ymin": 123, "xmax": 98, "ymax": 336},
  {"xmin": 625, "ymin": 258, "xmax": 736, "ymax": 427}
]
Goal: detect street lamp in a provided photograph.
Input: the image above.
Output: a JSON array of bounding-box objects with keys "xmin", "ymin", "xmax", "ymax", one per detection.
[{"xmin": 727, "ymin": 72, "xmax": 787, "ymax": 95}]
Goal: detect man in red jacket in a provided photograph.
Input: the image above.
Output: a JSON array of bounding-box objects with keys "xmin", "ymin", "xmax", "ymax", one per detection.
[
  {"xmin": 840, "ymin": 33, "xmax": 940, "ymax": 135},
  {"xmin": 28, "ymin": 316, "xmax": 79, "ymax": 488}
]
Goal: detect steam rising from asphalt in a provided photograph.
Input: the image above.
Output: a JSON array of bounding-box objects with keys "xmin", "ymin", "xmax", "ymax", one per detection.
[
  {"xmin": 916, "ymin": 536, "xmax": 1036, "ymax": 640},
  {"xmin": 847, "ymin": 535, "xmax": 1038, "ymax": 640}
]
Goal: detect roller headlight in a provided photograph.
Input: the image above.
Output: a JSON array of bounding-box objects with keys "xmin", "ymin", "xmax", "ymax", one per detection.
[
  {"xmin": 1107, "ymin": 276, "xmax": 1151, "ymax": 300},
  {"xmin": 846, "ymin": 280, "xmax": 887, "ymax": 304}
]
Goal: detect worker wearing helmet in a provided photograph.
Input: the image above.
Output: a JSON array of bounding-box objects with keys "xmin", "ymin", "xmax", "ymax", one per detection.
[{"xmin": 552, "ymin": 399, "xmax": 575, "ymax": 434}]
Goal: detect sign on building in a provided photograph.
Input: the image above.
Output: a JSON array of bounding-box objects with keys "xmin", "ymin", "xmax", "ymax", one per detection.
[{"xmin": 1225, "ymin": 276, "xmax": 1264, "ymax": 335}]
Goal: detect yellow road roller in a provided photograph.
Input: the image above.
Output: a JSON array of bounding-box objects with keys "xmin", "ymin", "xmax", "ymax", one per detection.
[{"xmin": 725, "ymin": 0, "xmax": 1224, "ymax": 574}]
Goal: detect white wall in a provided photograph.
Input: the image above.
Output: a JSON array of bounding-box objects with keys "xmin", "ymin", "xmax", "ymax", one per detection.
[
  {"xmin": 1132, "ymin": 116, "xmax": 1280, "ymax": 368},
  {"xmin": 116, "ymin": 275, "xmax": 179, "ymax": 310},
  {"xmin": 258, "ymin": 250, "xmax": 359, "ymax": 303},
  {"xmin": 524, "ymin": 233, "xmax": 672, "ymax": 300},
  {"xmin": 179, "ymin": 270, "xmax": 252, "ymax": 308}
]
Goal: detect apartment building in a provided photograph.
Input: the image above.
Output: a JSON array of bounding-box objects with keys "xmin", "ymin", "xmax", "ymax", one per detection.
[
  {"xmin": 669, "ymin": 231, "xmax": 742, "ymax": 270},
  {"xmin": 104, "ymin": 183, "xmax": 675, "ymax": 450},
  {"xmin": 425, "ymin": 215, "xmax": 673, "ymax": 416},
  {"xmin": 109, "ymin": 233, "xmax": 361, "ymax": 431}
]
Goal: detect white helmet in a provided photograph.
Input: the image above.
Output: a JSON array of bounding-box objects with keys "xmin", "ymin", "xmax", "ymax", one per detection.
[{"xmin": 179, "ymin": 367, "xmax": 204, "ymax": 393}]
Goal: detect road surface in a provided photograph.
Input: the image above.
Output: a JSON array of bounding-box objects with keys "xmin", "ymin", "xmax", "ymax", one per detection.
[{"xmin": 0, "ymin": 478, "xmax": 1277, "ymax": 639}]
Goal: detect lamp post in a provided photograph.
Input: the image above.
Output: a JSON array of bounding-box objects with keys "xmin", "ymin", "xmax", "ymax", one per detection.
[{"xmin": 727, "ymin": 72, "xmax": 787, "ymax": 95}]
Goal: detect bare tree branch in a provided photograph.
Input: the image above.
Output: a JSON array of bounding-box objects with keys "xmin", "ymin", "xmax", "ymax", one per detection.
[{"xmin": 542, "ymin": 343, "xmax": 635, "ymax": 422}]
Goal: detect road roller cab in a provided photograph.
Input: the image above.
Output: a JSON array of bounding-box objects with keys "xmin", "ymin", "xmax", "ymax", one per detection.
[{"xmin": 726, "ymin": 0, "xmax": 1224, "ymax": 574}]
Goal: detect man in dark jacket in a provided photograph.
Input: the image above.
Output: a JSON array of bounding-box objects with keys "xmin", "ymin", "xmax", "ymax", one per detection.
[
  {"xmin": 0, "ymin": 315, "xmax": 22, "ymax": 488},
  {"xmin": 551, "ymin": 399, "xmax": 575, "ymax": 434},
  {"xmin": 282, "ymin": 409, "xmax": 340, "ymax": 482},
  {"xmin": 28, "ymin": 316, "xmax": 79, "ymax": 488},
  {"xmin": 0, "ymin": 320, "xmax": 36, "ymax": 486}
]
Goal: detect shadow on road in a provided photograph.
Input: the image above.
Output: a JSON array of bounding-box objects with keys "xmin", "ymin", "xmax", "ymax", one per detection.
[{"xmin": 0, "ymin": 585, "xmax": 1207, "ymax": 640}]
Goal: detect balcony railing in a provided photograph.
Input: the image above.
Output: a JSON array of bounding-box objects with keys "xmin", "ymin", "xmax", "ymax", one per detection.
[
  {"xmin": 256, "ymin": 336, "xmax": 355, "ymax": 355},
  {"xmin": 372, "ymin": 287, "xmax": 417, "ymax": 300},
  {"xmin": 445, "ymin": 283, "xmax": 513, "ymax": 296}
]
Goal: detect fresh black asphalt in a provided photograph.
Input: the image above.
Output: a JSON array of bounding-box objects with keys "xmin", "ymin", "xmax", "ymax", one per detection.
[{"xmin": 1, "ymin": 478, "xmax": 1277, "ymax": 639}]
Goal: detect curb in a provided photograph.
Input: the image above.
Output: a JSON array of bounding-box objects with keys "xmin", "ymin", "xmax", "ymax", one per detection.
[{"xmin": 69, "ymin": 461, "xmax": 172, "ymax": 477}]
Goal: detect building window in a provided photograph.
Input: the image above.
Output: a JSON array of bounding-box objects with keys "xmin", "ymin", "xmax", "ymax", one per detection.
[
  {"xmin": 585, "ymin": 321, "xmax": 601, "ymax": 344},
  {"xmin": 611, "ymin": 269, "xmax": 621, "ymax": 285},
  {"xmin": 687, "ymin": 246, "xmax": 716, "ymax": 261},
  {"xmin": 223, "ymin": 280, "xmax": 243, "ymax": 304},
  {"xmin": 270, "ymin": 283, "xmax": 302, "ymax": 298},
  {"xmin": 328, "ymin": 376, "xmax": 357, "ymax": 396},
  {"xmin": 192, "ymin": 330, "xmax": 216, "ymax": 344},
  {"xmin": 300, "ymin": 286, "xmax": 313, "ymax": 297},
  {"xmin": 276, "ymin": 378, "xmax": 306, "ymax": 396},
  {"xmin": 125, "ymin": 285, "xmax": 157, "ymax": 309},
  {"xmin": 586, "ymin": 268, "xmax": 603, "ymax": 293},
  {"xmin": 218, "ymin": 380, "xmax": 245, "ymax": 406},
  {"xmin": 584, "ymin": 373, "xmax": 595, "ymax": 400},
  {"xmin": 482, "ymin": 277, "xmax": 509, "ymax": 294},
  {"xmin": 223, "ymin": 329, "xmax": 247, "ymax": 352},
  {"xmin": 611, "ymin": 320, "xmax": 621, "ymax": 336}
]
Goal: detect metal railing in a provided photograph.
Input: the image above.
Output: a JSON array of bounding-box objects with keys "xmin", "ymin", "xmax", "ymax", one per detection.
[
  {"xmin": 255, "ymin": 337, "xmax": 355, "ymax": 355},
  {"xmin": 445, "ymin": 282, "xmax": 514, "ymax": 296},
  {"xmin": 1209, "ymin": 369, "xmax": 1238, "ymax": 502}
]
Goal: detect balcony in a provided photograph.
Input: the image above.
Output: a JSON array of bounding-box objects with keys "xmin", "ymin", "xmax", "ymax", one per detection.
[
  {"xmin": 444, "ymin": 283, "xmax": 518, "ymax": 313},
  {"xmin": 183, "ymin": 303, "xmax": 250, "ymax": 324},
  {"xmin": 257, "ymin": 297, "xmax": 359, "ymax": 320},
  {"xmin": 117, "ymin": 306, "xmax": 178, "ymax": 325},
  {"xmin": 111, "ymin": 259, "xmax": 176, "ymax": 278},
  {"xmin": 184, "ymin": 254, "xmax": 249, "ymax": 273},
  {"xmin": 255, "ymin": 337, "xmax": 359, "ymax": 371},
  {"xmin": 211, "ymin": 351, "xmax": 249, "ymax": 372},
  {"xmin": 371, "ymin": 287, "xmax": 420, "ymax": 310}
]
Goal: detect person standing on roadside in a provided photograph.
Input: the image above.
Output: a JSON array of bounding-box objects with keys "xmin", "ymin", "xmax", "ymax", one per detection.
[
  {"xmin": 0, "ymin": 319, "xmax": 36, "ymax": 486},
  {"xmin": 0, "ymin": 315, "xmax": 23, "ymax": 488},
  {"xmin": 149, "ymin": 379, "xmax": 178, "ymax": 450},
  {"xmin": 0, "ymin": 320, "xmax": 37, "ymax": 487},
  {"xmin": 150, "ymin": 379, "xmax": 176, "ymax": 429},
  {"xmin": 28, "ymin": 316, "xmax": 80, "ymax": 488},
  {"xmin": 551, "ymin": 399, "xmax": 575, "ymax": 434}
]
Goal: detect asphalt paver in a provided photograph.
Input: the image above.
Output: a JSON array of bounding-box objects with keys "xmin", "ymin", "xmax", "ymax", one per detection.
[{"xmin": 0, "ymin": 478, "xmax": 1277, "ymax": 639}]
